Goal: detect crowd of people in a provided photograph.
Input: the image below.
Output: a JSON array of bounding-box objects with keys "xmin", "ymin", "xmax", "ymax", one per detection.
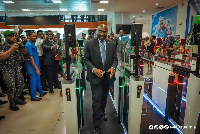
[
  {"xmin": 0, "ymin": 27, "xmax": 190, "ymax": 128},
  {"xmin": 0, "ymin": 29, "xmax": 62, "ymax": 120}
]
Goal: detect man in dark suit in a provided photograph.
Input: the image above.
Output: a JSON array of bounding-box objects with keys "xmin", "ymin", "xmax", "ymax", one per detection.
[
  {"xmin": 84, "ymin": 24, "xmax": 118, "ymax": 134},
  {"xmin": 42, "ymin": 31, "xmax": 59, "ymax": 94}
]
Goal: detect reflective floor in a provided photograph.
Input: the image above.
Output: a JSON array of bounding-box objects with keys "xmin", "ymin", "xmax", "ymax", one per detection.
[
  {"xmin": 0, "ymin": 89, "xmax": 66, "ymax": 134},
  {"xmin": 0, "ymin": 80, "xmax": 178, "ymax": 134},
  {"xmin": 81, "ymin": 81, "xmax": 124, "ymax": 134}
]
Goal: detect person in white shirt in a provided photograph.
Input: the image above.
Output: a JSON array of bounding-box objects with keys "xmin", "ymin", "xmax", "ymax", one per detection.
[{"xmin": 35, "ymin": 30, "xmax": 48, "ymax": 91}]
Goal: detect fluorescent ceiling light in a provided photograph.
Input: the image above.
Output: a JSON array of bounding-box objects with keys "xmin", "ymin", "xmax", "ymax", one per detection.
[
  {"xmin": 98, "ymin": 9, "xmax": 104, "ymax": 11},
  {"xmin": 133, "ymin": 16, "xmax": 135, "ymax": 18},
  {"xmin": 60, "ymin": 9, "xmax": 67, "ymax": 11},
  {"xmin": 69, "ymin": 13, "xmax": 71, "ymax": 14},
  {"xmin": 100, "ymin": 1, "xmax": 109, "ymax": 3},
  {"xmin": 98, "ymin": 13, "xmax": 100, "ymax": 14},
  {"xmin": 156, "ymin": 3, "xmax": 159, "ymax": 5},
  {"xmin": 3, "ymin": 1, "xmax": 14, "ymax": 3},
  {"xmin": 21, "ymin": 9, "xmax": 30, "ymax": 11},
  {"xmin": 52, "ymin": 0, "xmax": 62, "ymax": 3}
]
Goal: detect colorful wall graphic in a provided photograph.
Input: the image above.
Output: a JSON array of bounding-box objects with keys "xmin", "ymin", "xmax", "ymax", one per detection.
[{"xmin": 151, "ymin": 6, "xmax": 178, "ymax": 38}]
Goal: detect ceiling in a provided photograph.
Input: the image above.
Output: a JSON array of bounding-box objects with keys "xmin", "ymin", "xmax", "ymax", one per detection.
[{"xmin": 0, "ymin": 0, "xmax": 187, "ymax": 24}]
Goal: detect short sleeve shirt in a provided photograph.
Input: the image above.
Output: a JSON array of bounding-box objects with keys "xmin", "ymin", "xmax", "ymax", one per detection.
[{"xmin": 25, "ymin": 40, "xmax": 40, "ymax": 74}]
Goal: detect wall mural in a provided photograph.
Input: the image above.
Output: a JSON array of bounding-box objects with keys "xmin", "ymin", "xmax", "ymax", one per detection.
[{"xmin": 151, "ymin": 6, "xmax": 178, "ymax": 38}]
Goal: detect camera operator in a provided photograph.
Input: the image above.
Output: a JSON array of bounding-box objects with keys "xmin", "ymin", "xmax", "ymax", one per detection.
[
  {"xmin": 0, "ymin": 30, "xmax": 26, "ymax": 111},
  {"xmin": 42, "ymin": 31, "xmax": 59, "ymax": 94}
]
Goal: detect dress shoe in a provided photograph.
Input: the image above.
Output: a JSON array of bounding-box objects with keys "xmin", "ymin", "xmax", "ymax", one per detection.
[
  {"xmin": 54, "ymin": 85, "xmax": 62, "ymax": 89},
  {"xmin": 0, "ymin": 116, "xmax": 5, "ymax": 120},
  {"xmin": 40, "ymin": 92, "xmax": 47, "ymax": 97},
  {"xmin": 36, "ymin": 97, "xmax": 42, "ymax": 100},
  {"xmin": 0, "ymin": 100, "xmax": 8, "ymax": 105},
  {"xmin": 31, "ymin": 97, "xmax": 41, "ymax": 101},
  {"xmin": 9, "ymin": 103, "xmax": 19, "ymax": 111},
  {"xmin": 49, "ymin": 90, "xmax": 54, "ymax": 94},
  {"xmin": 94, "ymin": 127, "xmax": 101, "ymax": 134},
  {"xmin": 22, "ymin": 91, "xmax": 29, "ymax": 95},
  {"xmin": 0, "ymin": 93, "xmax": 6, "ymax": 97},
  {"xmin": 101, "ymin": 112, "xmax": 107, "ymax": 121},
  {"xmin": 16, "ymin": 99, "xmax": 27, "ymax": 105},
  {"xmin": 43, "ymin": 87, "xmax": 49, "ymax": 91},
  {"xmin": 19, "ymin": 94, "xmax": 26, "ymax": 101}
]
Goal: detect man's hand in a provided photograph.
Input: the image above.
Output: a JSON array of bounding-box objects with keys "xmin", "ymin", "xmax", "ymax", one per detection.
[
  {"xmin": 107, "ymin": 68, "xmax": 115, "ymax": 79},
  {"xmin": 36, "ymin": 69, "xmax": 41, "ymax": 76},
  {"xmin": 94, "ymin": 69, "xmax": 103, "ymax": 78},
  {"xmin": 18, "ymin": 28, "xmax": 23, "ymax": 35},
  {"xmin": 0, "ymin": 52, "xmax": 4, "ymax": 56},
  {"xmin": 52, "ymin": 45, "xmax": 58, "ymax": 50},
  {"xmin": 10, "ymin": 44, "xmax": 19, "ymax": 52}
]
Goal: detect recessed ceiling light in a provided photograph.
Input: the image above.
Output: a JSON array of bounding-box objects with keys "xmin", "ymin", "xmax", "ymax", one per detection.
[
  {"xmin": 156, "ymin": 3, "xmax": 159, "ymax": 5},
  {"xmin": 98, "ymin": 13, "xmax": 100, "ymax": 14},
  {"xmin": 60, "ymin": 9, "xmax": 67, "ymax": 11},
  {"xmin": 98, "ymin": 9, "xmax": 104, "ymax": 11},
  {"xmin": 3, "ymin": 1, "xmax": 14, "ymax": 3},
  {"xmin": 100, "ymin": 1, "xmax": 109, "ymax": 3},
  {"xmin": 143, "ymin": 10, "xmax": 145, "ymax": 13},
  {"xmin": 21, "ymin": 9, "xmax": 30, "ymax": 11},
  {"xmin": 52, "ymin": 0, "xmax": 62, "ymax": 3},
  {"xmin": 69, "ymin": 13, "xmax": 71, "ymax": 14}
]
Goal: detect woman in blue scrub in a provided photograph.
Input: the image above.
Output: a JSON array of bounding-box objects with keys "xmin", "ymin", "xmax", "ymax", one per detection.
[{"xmin": 25, "ymin": 31, "xmax": 47, "ymax": 101}]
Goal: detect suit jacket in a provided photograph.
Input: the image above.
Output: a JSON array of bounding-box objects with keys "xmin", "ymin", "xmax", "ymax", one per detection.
[
  {"xmin": 84, "ymin": 38, "xmax": 118, "ymax": 85},
  {"xmin": 42, "ymin": 40, "xmax": 56, "ymax": 65}
]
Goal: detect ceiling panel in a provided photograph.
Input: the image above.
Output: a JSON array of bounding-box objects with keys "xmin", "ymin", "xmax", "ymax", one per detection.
[{"xmin": 0, "ymin": 0, "xmax": 186, "ymax": 24}]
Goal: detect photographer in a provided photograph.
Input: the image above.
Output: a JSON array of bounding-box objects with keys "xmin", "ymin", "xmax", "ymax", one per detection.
[
  {"xmin": 0, "ymin": 30, "xmax": 26, "ymax": 111},
  {"xmin": 42, "ymin": 31, "xmax": 59, "ymax": 94},
  {"xmin": 52, "ymin": 34, "xmax": 61, "ymax": 89}
]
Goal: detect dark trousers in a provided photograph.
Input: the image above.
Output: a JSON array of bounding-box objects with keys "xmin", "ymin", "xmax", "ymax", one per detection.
[
  {"xmin": 45, "ymin": 61, "xmax": 59, "ymax": 92},
  {"xmin": 53, "ymin": 60, "xmax": 59, "ymax": 87},
  {"xmin": 91, "ymin": 75, "xmax": 110, "ymax": 127},
  {"xmin": 39, "ymin": 56, "xmax": 47, "ymax": 90}
]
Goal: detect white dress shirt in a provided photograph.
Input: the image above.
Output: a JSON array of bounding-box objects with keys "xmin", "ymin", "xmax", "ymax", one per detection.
[{"xmin": 35, "ymin": 38, "xmax": 43, "ymax": 56}]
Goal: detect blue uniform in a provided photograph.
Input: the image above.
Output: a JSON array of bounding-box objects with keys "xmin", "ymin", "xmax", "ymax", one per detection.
[{"xmin": 25, "ymin": 40, "xmax": 43, "ymax": 99}]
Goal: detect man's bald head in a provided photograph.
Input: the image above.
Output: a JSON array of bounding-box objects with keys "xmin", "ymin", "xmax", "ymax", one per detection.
[
  {"xmin": 97, "ymin": 24, "xmax": 108, "ymax": 40},
  {"xmin": 97, "ymin": 24, "xmax": 108, "ymax": 32}
]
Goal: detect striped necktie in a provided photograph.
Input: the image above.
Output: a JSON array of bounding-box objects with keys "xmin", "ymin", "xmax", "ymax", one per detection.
[{"xmin": 100, "ymin": 40, "xmax": 106, "ymax": 69}]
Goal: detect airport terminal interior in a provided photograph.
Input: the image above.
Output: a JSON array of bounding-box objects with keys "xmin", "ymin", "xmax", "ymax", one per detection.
[{"xmin": 0, "ymin": 0, "xmax": 200, "ymax": 134}]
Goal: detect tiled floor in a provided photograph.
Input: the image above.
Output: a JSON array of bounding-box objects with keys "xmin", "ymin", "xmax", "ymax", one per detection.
[{"xmin": 0, "ymin": 89, "xmax": 66, "ymax": 134}]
